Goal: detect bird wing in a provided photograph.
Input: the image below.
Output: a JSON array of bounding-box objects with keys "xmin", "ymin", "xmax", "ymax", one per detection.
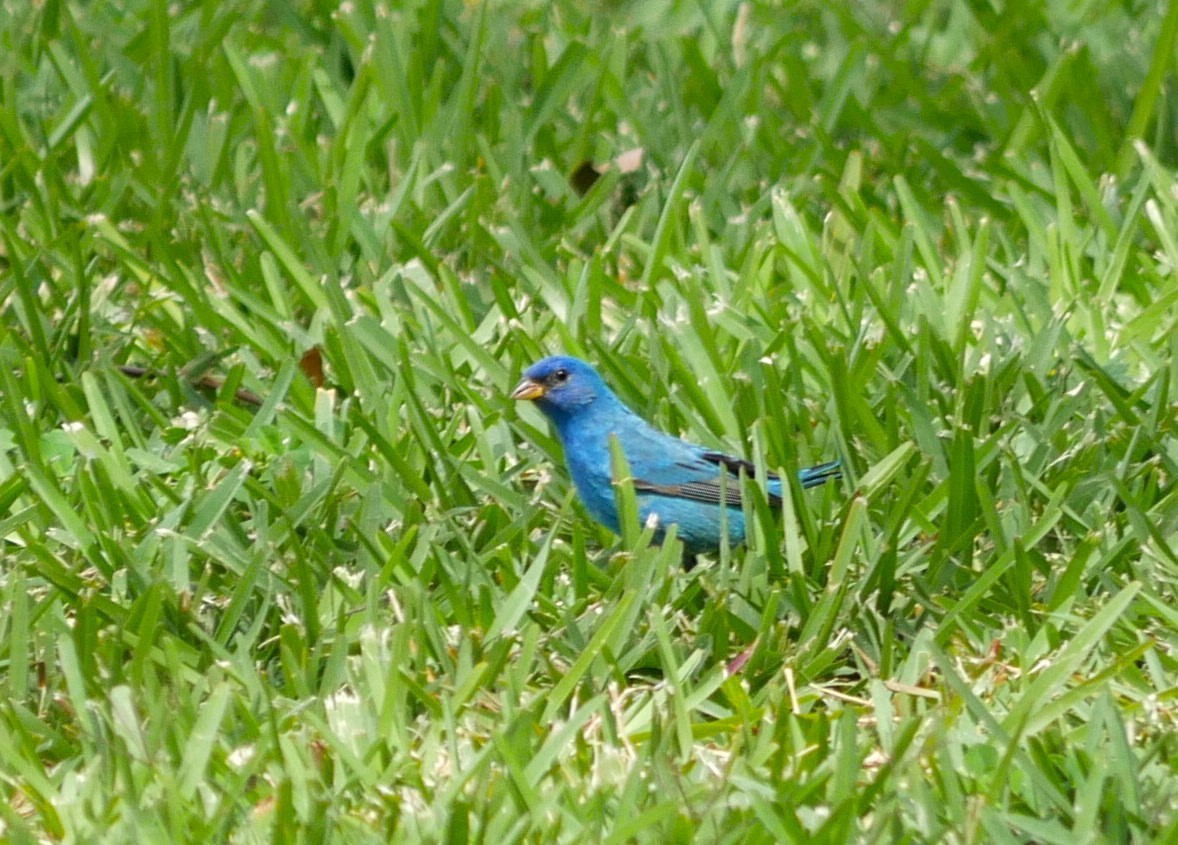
[
  {"xmin": 613, "ymin": 418, "xmax": 839, "ymax": 509},
  {"xmin": 632, "ymin": 475, "xmax": 761, "ymax": 508},
  {"xmin": 629, "ymin": 445, "xmax": 779, "ymax": 510}
]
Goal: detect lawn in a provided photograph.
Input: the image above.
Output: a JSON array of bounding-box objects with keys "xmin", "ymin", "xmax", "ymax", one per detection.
[{"xmin": 2, "ymin": 0, "xmax": 1178, "ymax": 841}]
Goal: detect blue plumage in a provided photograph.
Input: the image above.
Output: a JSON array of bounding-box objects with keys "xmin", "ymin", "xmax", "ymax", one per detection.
[{"xmin": 511, "ymin": 356, "xmax": 840, "ymax": 557}]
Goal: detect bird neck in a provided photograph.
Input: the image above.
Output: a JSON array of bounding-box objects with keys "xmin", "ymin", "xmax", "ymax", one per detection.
[{"xmin": 545, "ymin": 393, "xmax": 630, "ymax": 445}]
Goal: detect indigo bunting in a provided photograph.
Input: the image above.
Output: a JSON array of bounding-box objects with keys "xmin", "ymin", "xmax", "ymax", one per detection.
[{"xmin": 512, "ymin": 356, "xmax": 840, "ymax": 562}]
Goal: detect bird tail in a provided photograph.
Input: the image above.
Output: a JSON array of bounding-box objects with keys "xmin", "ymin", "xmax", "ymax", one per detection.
[{"xmin": 798, "ymin": 460, "xmax": 842, "ymax": 489}]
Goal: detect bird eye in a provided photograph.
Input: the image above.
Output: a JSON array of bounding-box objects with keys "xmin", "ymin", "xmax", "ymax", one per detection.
[{"xmin": 552, "ymin": 368, "xmax": 570, "ymax": 384}]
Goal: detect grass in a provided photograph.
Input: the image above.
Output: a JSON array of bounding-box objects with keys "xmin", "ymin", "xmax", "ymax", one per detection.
[{"xmin": 2, "ymin": 0, "xmax": 1178, "ymax": 841}]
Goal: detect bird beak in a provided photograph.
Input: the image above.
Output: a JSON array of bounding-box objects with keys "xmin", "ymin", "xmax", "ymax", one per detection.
[{"xmin": 510, "ymin": 378, "xmax": 546, "ymax": 401}]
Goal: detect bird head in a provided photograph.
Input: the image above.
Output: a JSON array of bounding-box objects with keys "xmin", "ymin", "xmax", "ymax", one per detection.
[{"xmin": 510, "ymin": 356, "xmax": 608, "ymax": 417}]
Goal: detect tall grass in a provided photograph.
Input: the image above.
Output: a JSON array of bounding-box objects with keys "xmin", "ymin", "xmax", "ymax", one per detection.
[{"xmin": 1, "ymin": 0, "xmax": 1177, "ymax": 841}]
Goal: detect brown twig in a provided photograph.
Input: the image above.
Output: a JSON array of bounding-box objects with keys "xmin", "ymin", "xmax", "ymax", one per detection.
[{"xmin": 117, "ymin": 364, "xmax": 264, "ymax": 407}]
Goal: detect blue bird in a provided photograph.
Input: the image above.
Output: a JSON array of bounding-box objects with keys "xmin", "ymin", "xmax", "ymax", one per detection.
[{"xmin": 511, "ymin": 356, "xmax": 840, "ymax": 564}]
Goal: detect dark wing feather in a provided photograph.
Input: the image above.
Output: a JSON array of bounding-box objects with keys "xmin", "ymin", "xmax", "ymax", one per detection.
[
  {"xmin": 634, "ymin": 452, "xmax": 783, "ymax": 509},
  {"xmin": 632, "ymin": 477, "xmax": 745, "ymax": 508},
  {"xmin": 698, "ymin": 451, "xmax": 780, "ymax": 480}
]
